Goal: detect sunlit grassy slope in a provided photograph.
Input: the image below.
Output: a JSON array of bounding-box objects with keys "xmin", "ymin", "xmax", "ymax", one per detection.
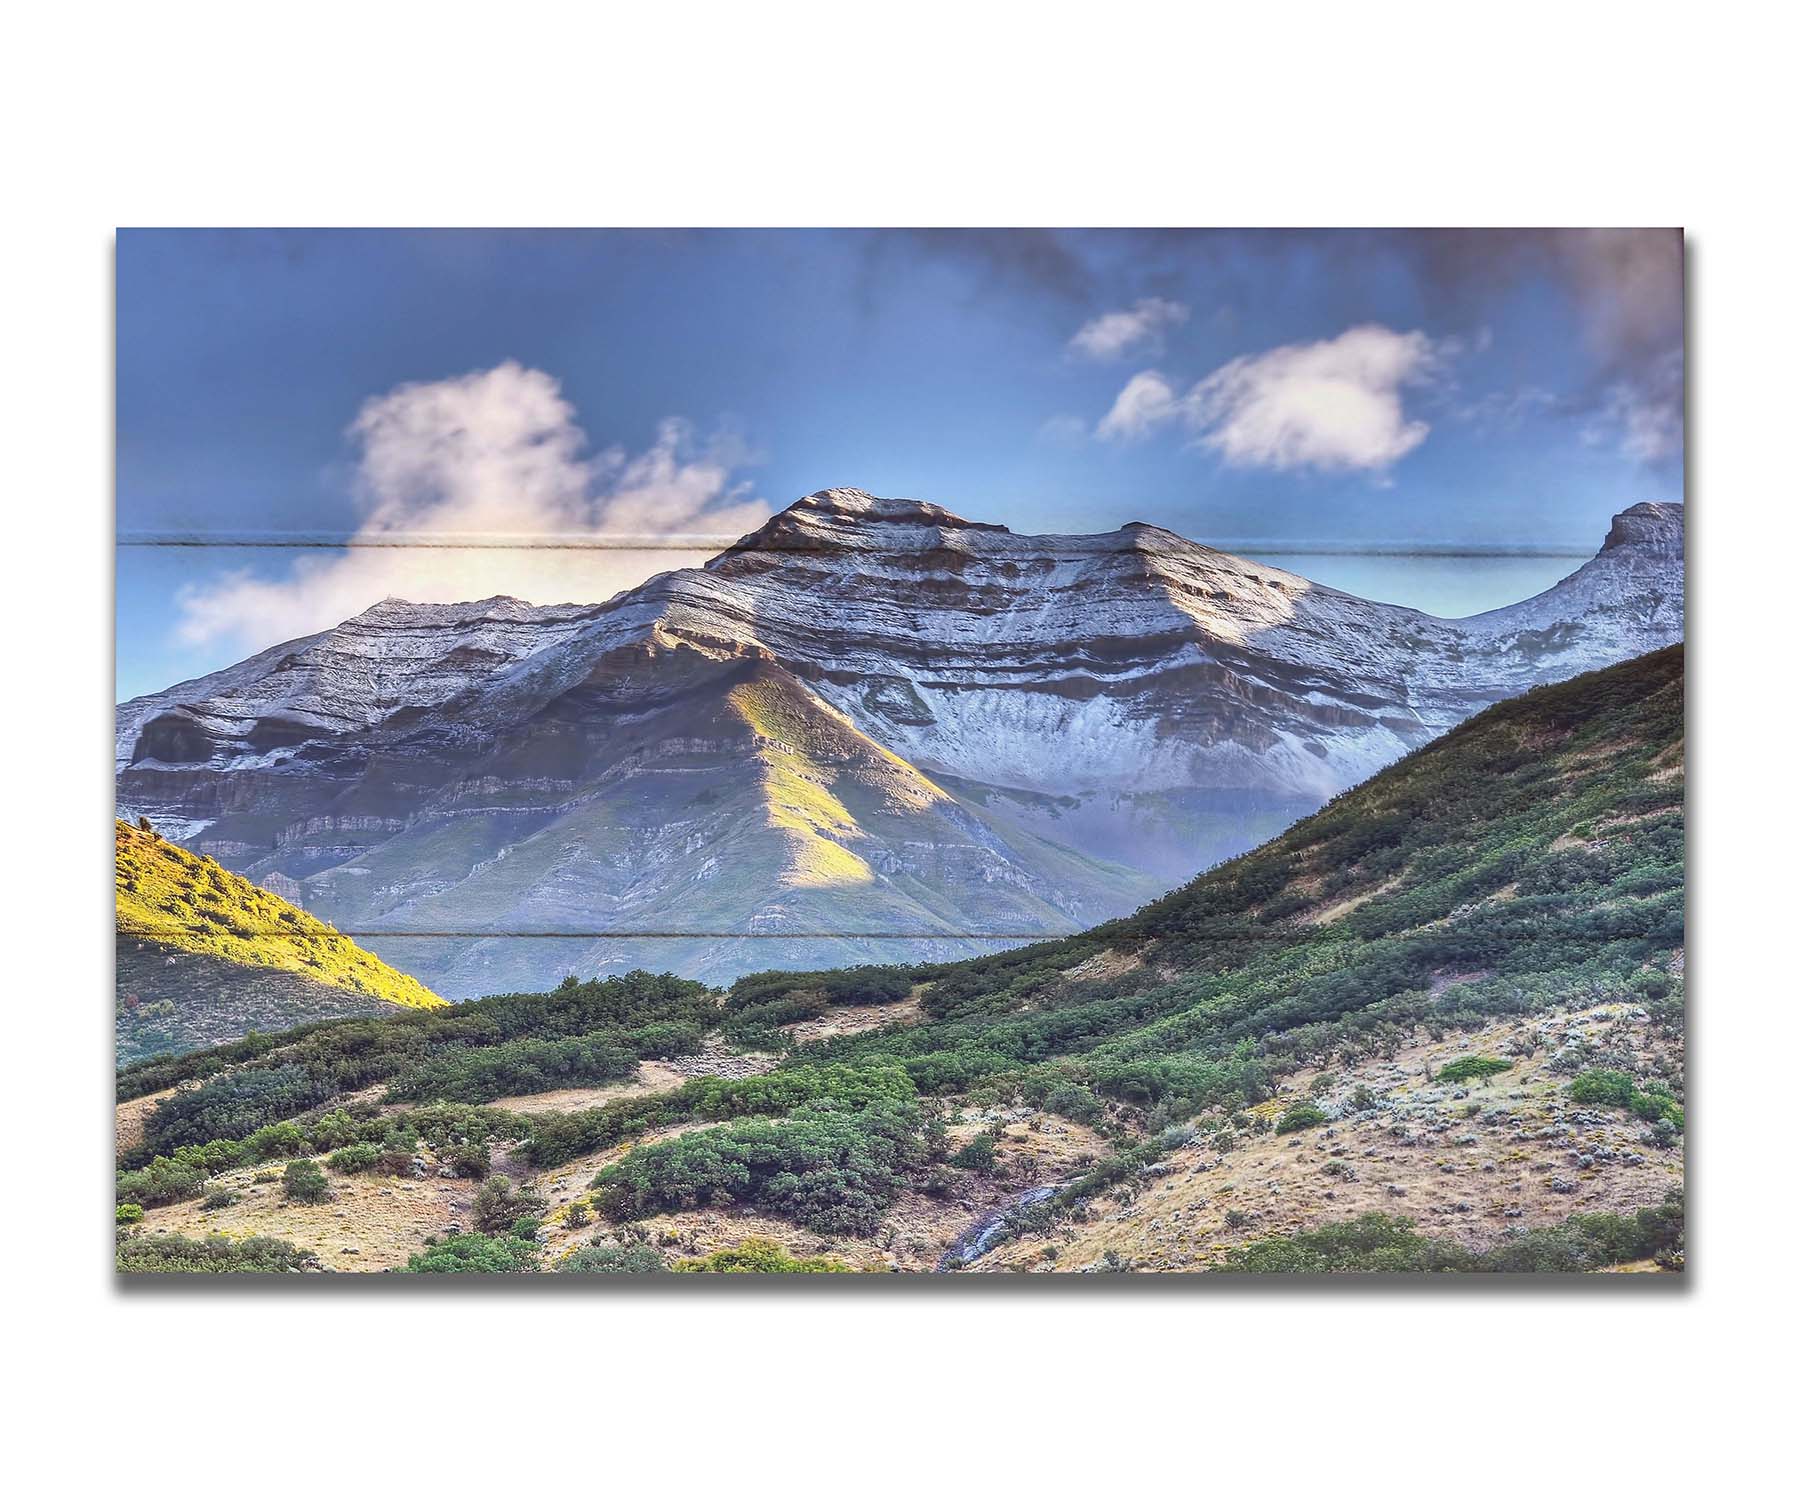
[{"xmin": 116, "ymin": 821, "xmax": 444, "ymax": 1011}]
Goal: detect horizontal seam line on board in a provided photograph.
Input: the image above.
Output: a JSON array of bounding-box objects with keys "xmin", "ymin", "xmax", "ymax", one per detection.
[
  {"xmin": 123, "ymin": 929, "xmax": 1677, "ymax": 941},
  {"xmin": 114, "ymin": 535, "xmax": 1595, "ymax": 560}
]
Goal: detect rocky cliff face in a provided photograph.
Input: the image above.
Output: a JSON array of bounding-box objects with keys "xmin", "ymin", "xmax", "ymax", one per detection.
[{"xmin": 116, "ymin": 491, "xmax": 1684, "ymax": 994}]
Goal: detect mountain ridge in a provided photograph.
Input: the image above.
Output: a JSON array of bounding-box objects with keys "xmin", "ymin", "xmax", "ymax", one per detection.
[{"xmin": 115, "ymin": 492, "xmax": 1684, "ymax": 993}]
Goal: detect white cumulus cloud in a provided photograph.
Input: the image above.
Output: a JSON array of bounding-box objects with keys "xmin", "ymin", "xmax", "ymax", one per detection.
[
  {"xmin": 1095, "ymin": 325, "xmax": 1447, "ymax": 473},
  {"xmin": 1095, "ymin": 371, "xmax": 1181, "ymax": 441},
  {"xmin": 1068, "ymin": 297, "xmax": 1189, "ymax": 361},
  {"xmin": 176, "ymin": 361, "xmax": 771, "ymax": 653}
]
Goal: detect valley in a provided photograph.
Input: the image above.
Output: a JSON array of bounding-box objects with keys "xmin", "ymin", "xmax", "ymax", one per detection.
[{"xmin": 116, "ymin": 647, "xmax": 1686, "ymax": 1274}]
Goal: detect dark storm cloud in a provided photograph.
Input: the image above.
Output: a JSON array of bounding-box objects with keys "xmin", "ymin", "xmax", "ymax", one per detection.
[
  {"xmin": 1400, "ymin": 227, "xmax": 1683, "ymax": 375},
  {"xmin": 885, "ymin": 227, "xmax": 1683, "ymax": 372},
  {"xmin": 898, "ymin": 228, "xmax": 1097, "ymax": 301},
  {"xmin": 1437, "ymin": 230, "xmax": 1679, "ymax": 470}
]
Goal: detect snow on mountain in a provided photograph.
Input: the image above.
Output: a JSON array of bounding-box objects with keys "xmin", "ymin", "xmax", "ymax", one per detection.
[{"xmin": 115, "ymin": 490, "xmax": 1684, "ymax": 992}]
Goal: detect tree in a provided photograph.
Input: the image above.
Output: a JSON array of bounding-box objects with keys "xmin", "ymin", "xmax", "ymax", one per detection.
[
  {"xmin": 472, "ymin": 1175, "xmax": 547, "ymax": 1234},
  {"xmin": 282, "ymin": 1159, "xmax": 330, "ymax": 1204},
  {"xmin": 403, "ymin": 1232, "xmax": 539, "ymax": 1274}
]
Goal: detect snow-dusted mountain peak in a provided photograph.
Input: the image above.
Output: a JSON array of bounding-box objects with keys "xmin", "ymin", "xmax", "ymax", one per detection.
[
  {"xmin": 116, "ymin": 490, "xmax": 1684, "ymax": 992},
  {"xmin": 346, "ymin": 594, "xmax": 587, "ymax": 627},
  {"xmin": 1601, "ymin": 501, "xmax": 1684, "ymax": 554},
  {"xmin": 786, "ymin": 487, "xmax": 992, "ymax": 528},
  {"xmin": 735, "ymin": 489, "xmax": 1012, "ymax": 553}
]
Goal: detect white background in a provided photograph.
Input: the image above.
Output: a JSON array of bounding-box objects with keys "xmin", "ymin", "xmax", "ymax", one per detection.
[{"xmin": 5, "ymin": 3, "xmax": 1795, "ymax": 1494}]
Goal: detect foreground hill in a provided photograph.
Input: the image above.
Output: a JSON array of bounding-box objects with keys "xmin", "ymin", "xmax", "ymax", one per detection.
[
  {"xmin": 116, "ymin": 648, "xmax": 1683, "ymax": 1273},
  {"xmin": 116, "ymin": 820, "xmax": 443, "ymax": 1062},
  {"xmin": 114, "ymin": 490, "xmax": 1682, "ymax": 993}
]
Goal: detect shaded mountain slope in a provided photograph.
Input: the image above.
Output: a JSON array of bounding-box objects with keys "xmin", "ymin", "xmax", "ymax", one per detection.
[{"xmin": 287, "ymin": 654, "xmax": 1162, "ymax": 995}]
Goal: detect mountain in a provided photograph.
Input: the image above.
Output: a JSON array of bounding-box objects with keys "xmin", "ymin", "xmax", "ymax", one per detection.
[
  {"xmin": 116, "ymin": 820, "xmax": 444, "ymax": 1061},
  {"xmin": 115, "ymin": 491, "xmax": 1683, "ymax": 995},
  {"xmin": 115, "ymin": 648, "xmax": 1685, "ymax": 1273}
]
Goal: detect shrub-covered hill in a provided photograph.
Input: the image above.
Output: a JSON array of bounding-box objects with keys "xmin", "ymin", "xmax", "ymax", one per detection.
[
  {"xmin": 115, "ymin": 648, "xmax": 1683, "ymax": 1272},
  {"xmin": 116, "ymin": 821, "xmax": 444, "ymax": 1062}
]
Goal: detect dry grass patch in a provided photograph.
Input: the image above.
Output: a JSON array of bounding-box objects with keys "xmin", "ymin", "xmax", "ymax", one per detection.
[
  {"xmin": 488, "ymin": 1060, "xmax": 688, "ymax": 1115},
  {"xmin": 115, "ymin": 1086, "xmax": 179, "ymax": 1155},
  {"xmin": 976, "ymin": 1003, "xmax": 1683, "ymax": 1274},
  {"xmin": 783, "ymin": 995, "xmax": 925, "ymax": 1044},
  {"xmin": 137, "ymin": 1157, "xmax": 478, "ymax": 1271}
]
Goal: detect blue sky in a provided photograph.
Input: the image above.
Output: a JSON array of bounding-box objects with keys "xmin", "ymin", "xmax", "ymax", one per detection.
[{"xmin": 117, "ymin": 229, "xmax": 1683, "ymax": 699}]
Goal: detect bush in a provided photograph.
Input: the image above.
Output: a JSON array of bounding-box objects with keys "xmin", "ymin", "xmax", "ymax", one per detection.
[
  {"xmin": 673, "ymin": 1237, "xmax": 858, "ymax": 1273},
  {"xmin": 1480, "ymin": 1193, "xmax": 1686, "ymax": 1271},
  {"xmin": 1225, "ymin": 1214, "xmax": 1473, "ymax": 1272},
  {"xmin": 402, "ymin": 1231, "xmax": 540, "ymax": 1274},
  {"xmin": 1568, "ymin": 1068, "xmax": 1638, "ymax": 1108},
  {"xmin": 282, "ymin": 1159, "xmax": 330, "ymax": 1204},
  {"xmin": 1569, "ymin": 1068, "xmax": 1684, "ymax": 1128},
  {"xmin": 328, "ymin": 1142, "xmax": 381, "ymax": 1174},
  {"xmin": 405, "ymin": 1103, "xmax": 516, "ymax": 1159},
  {"xmin": 949, "ymin": 1133, "xmax": 998, "ymax": 1172},
  {"xmin": 200, "ymin": 1189, "xmax": 238, "ymax": 1211},
  {"xmin": 116, "ymin": 1155, "xmax": 207, "ymax": 1208},
  {"xmin": 626, "ymin": 1022, "xmax": 705, "ymax": 1060},
  {"xmin": 717, "ymin": 1020, "xmax": 789, "ymax": 1053},
  {"xmin": 119, "ymin": 970, "xmax": 719, "ymax": 1118},
  {"xmin": 117, "ymin": 1232, "xmax": 318, "ymax": 1273},
  {"xmin": 684, "ymin": 1064, "xmax": 915, "ymax": 1122},
  {"xmin": 388, "ymin": 1033, "xmax": 638, "ymax": 1105},
  {"xmin": 517, "ymin": 1064, "xmax": 915, "ymax": 1170},
  {"xmin": 1225, "ymin": 1193, "xmax": 1685, "ymax": 1273},
  {"xmin": 375, "ymin": 1144, "xmax": 418, "ymax": 1176},
  {"xmin": 593, "ymin": 1100, "xmax": 929, "ymax": 1237},
  {"xmin": 472, "ymin": 1176, "xmax": 548, "ymax": 1234},
  {"xmin": 557, "ymin": 1242, "xmax": 667, "ymax": 1274},
  {"xmin": 142, "ymin": 1065, "xmax": 330, "ymax": 1155},
  {"xmin": 445, "ymin": 1141, "xmax": 491, "ymax": 1178},
  {"xmin": 728, "ymin": 965, "xmax": 915, "ymax": 1014},
  {"xmin": 243, "ymin": 1121, "xmax": 311, "ymax": 1163},
  {"xmin": 1435, "ymin": 1056, "xmax": 1513, "ymax": 1085},
  {"xmin": 1274, "ymin": 1102, "xmax": 1327, "ymax": 1134},
  {"xmin": 116, "ymin": 1203, "xmax": 144, "ymax": 1225},
  {"xmin": 1042, "ymin": 1083, "xmax": 1105, "ymax": 1126},
  {"xmin": 308, "ymin": 1109, "xmax": 360, "ymax": 1150},
  {"xmin": 171, "ymin": 1138, "xmax": 245, "ymax": 1175}
]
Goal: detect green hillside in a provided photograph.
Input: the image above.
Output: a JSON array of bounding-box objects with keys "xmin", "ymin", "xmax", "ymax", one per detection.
[
  {"xmin": 737, "ymin": 643, "xmax": 1684, "ymax": 1079},
  {"xmin": 117, "ymin": 821, "xmax": 444, "ymax": 1061},
  {"xmin": 115, "ymin": 648, "xmax": 1683, "ymax": 1272}
]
